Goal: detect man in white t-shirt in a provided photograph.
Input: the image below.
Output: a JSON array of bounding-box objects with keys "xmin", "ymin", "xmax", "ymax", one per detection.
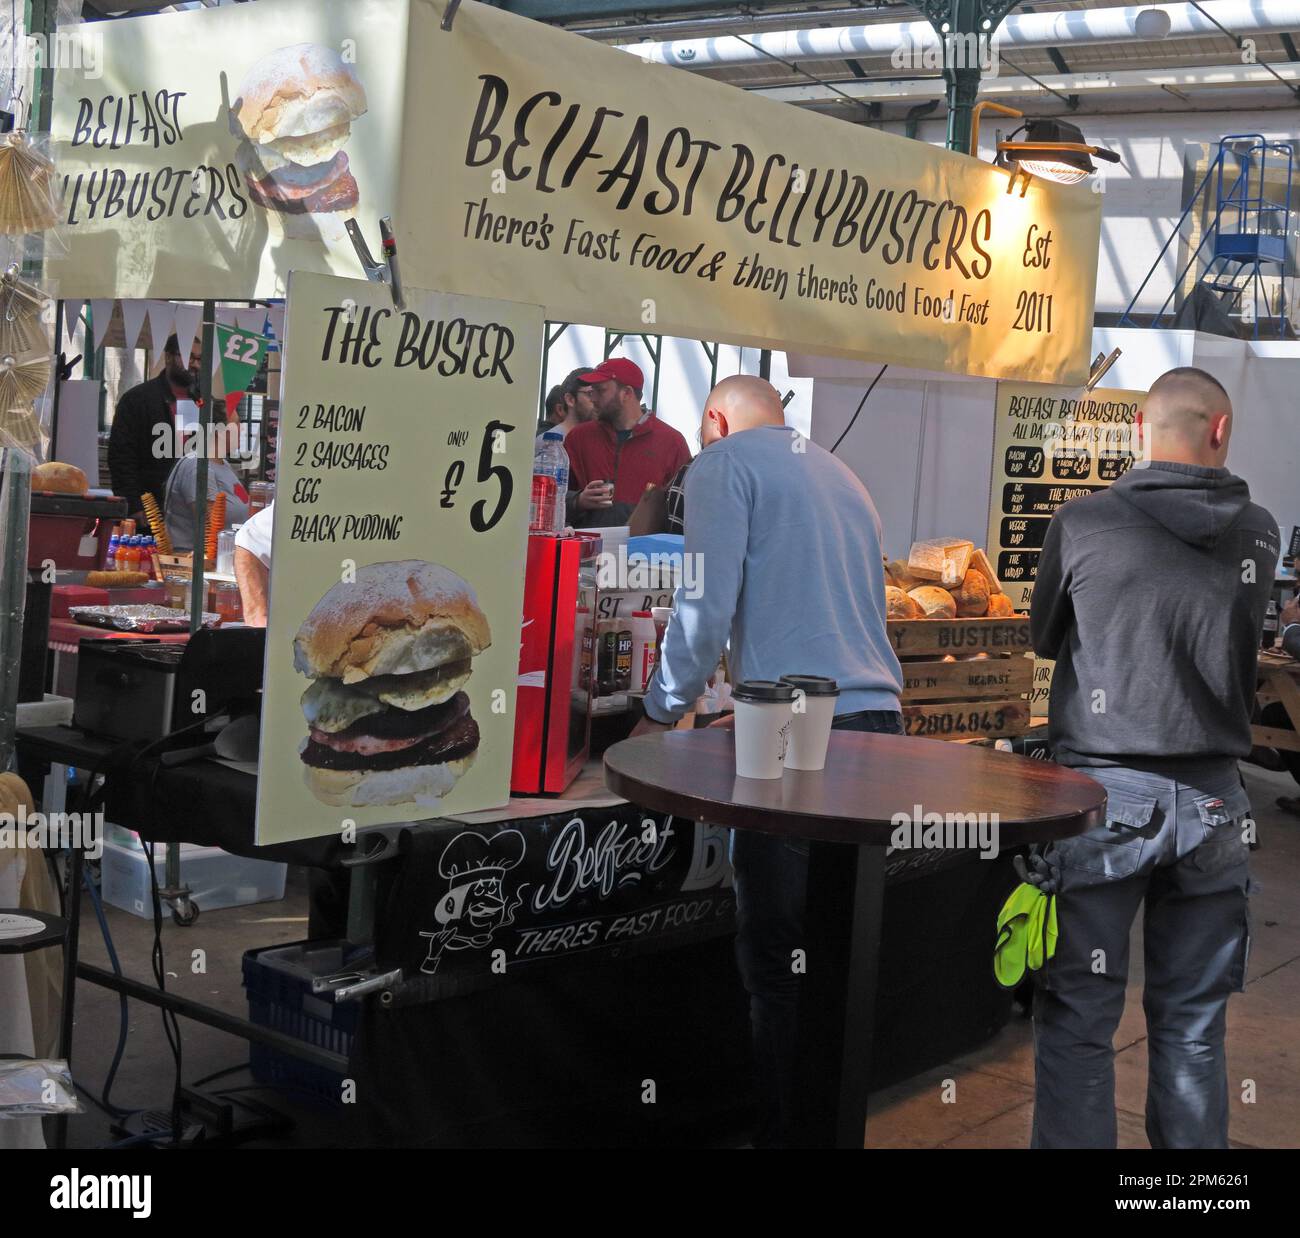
[{"xmin": 234, "ymin": 500, "xmax": 273, "ymax": 626}]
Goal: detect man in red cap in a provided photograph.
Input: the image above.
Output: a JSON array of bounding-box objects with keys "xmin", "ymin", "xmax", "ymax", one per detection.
[{"xmin": 563, "ymin": 357, "xmax": 692, "ymax": 528}]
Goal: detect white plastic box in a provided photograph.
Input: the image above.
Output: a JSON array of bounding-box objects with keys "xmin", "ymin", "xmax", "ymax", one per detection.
[{"xmin": 99, "ymin": 838, "xmax": 287, "ymax": 918}]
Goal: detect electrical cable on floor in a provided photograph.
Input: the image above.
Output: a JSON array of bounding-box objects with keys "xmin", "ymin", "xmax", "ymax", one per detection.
[
  {"xmin": 79, "ymin": 868, "xmax": 139, "ymax": 1121},
  {"xmin": 830, "ymin": 364, "xmax": 887, "ymax": 455},
  {"xmin": 144, "ymin": 835, "xmax": 184, "ymax": 1146},
  {"xmin": 52, "ymin": 716, "xmax": 228, "ymax": 1148}
]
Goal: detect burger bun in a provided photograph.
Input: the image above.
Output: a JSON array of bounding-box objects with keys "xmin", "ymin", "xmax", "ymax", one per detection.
[
  {"xmin": 294, "ymin": 560, "xmax": 490, "ymax": 683},
  {"xmin": 304, "ymin": 749, "xmax": 477, "ymax": 808},
  {"xmin": 233, "ymin": 43, "xmax": 367, "ymax": 147}
]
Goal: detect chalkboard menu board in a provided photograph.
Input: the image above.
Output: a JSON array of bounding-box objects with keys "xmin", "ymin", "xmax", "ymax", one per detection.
[{"xmin": 986, "ymin": 382, "xmax": 1146, "ymax": 714}]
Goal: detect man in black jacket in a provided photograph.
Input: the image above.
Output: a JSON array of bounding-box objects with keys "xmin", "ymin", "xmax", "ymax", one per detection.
[
  {"xmin": 1029, "ymin": 366, "xmax": 1278, "ymax": 1150},
  {"xmin": 107, "ymin": 332, "xmax": 202, "ymax": 517}
]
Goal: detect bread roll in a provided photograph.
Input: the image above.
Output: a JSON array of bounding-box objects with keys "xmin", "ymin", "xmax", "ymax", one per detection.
[
  {"xmin": 908, "ymin": 538, "xmax": 974, "ymax": 587},
  {"xmin": 969, "ymin": 547, "xmax": 1003, "ymax": 595},
  {"xmin": 32, "ymin": 461, "xmax": 88, "ymax": 496},
  {"xmin": 293, "ymin": 560, "xmax": 490, "ymax": 683},
  {"xmin": 987, "ymin": 593, "xmax": 1016, "ymax": 617},
  {"xmin": 86, "ymin": 570, "xmax": 151, "ymax": 588},
  {"xmin": 885, "ymin": 585, "xmax": 921, "ymax": 620},
  {"xmin": 887, "ymin": 559, "xmax": 922, "ymax": 591},
  {"xmin": 908, "ymin": 585, "xmax": 957, "ymax": 620},
  {"xmin": 304, "ymin": 748, "xmax": 477, "ymax": 808},
  {"xmin": 953, "ymin": 570, "xmax": 990, "ymax": 617},
  {"xmin": 232, "ymin": 43, "xmax": 368, "ymax": 147}
]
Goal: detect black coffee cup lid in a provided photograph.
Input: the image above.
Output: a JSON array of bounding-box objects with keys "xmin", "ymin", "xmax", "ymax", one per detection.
[
  {"xmin": 733, "ymin": 679, "xmax": 796, "ymax": 703},
  {"xmin": 780, "ymin": 674, "xmax": 840, "ymax": 696}
]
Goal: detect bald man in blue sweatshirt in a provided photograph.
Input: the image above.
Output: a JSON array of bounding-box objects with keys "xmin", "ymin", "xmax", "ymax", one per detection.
[{"xmin": 632, "ymin": 374, "xmax": 902, "ymax": 1147}]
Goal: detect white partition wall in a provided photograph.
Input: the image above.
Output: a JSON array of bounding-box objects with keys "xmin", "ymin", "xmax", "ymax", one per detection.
[{"xmin": 793, "ymin": 329, "xmax": 1300, "ymax": 560}]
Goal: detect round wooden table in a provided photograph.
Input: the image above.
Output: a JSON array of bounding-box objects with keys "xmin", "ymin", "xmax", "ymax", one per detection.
[{"xmin": 605, "ymin": 728, "xmax": 1107, "ymax": 1148}]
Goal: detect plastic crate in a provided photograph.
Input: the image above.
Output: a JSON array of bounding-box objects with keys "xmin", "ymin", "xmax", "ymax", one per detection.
[
  {"xmin": 242, "ymin": 940, "xmax": 369, "ymax": 1108},
  {"xmin": 98, "ymin": 838, "xmax": 287, "ymax": 918}
]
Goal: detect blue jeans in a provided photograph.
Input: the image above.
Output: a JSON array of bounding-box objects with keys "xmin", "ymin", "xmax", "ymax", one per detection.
[
  {"xmin": 1031, "ymin": 760, "xmax": 1253, "ymax": 1149},
  {"xmin": 729, "ymin": 709, "xmax": 904, "ymax": 1148}
]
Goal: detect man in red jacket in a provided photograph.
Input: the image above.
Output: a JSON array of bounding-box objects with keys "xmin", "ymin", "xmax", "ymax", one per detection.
[{"xmin": 564, "ymin": 358, "xmax": 692, "ymax": 528}]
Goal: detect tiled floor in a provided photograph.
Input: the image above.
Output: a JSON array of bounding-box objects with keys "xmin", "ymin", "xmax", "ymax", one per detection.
[
  {"xmin": 57, "ymin": 763, "xmax": 1300, "ymax": 1149},
  {"xmin": 865, "ymin": 763, "xmax": 1300, "ymax": 1149}
]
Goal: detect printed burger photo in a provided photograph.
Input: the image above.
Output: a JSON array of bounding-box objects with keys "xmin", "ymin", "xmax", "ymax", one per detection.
[
  {"xmin": 230, "ymin": 41, "xmax": 368, "ymax": 241},
  {"xmin": 293, "ymin": 561, "xmax": 489, "ymax": 808}
]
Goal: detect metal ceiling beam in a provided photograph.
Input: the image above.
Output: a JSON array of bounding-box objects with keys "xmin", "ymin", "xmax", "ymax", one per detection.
[
  {"xmin": 496, "ymin": 0, "xmax": 801, "ymax": 20},
  {"xmin": 622, "ymin": 2, "xmax": 1300, "ymax": 67},
  {"xmin": 1021, "ymin": 4, "xmax": 1072, "ymax": 73},
  {"xmin": 572, "ymin": 4, "xmax": 910, "ymax": 41},
  {"xmin": 750, "ymin": 59, "xmax": 1300, "ymax": 105}
]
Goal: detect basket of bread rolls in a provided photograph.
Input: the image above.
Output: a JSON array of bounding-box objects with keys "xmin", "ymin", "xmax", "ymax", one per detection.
[{"xmin": 883, "ymin": 539, "xmax": 1031, "ymax": 742}]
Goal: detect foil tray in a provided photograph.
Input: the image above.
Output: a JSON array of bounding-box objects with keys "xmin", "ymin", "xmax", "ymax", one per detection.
[{"xmin": 67, "ymin": 604, "xmax": 221, "ymax": 632}]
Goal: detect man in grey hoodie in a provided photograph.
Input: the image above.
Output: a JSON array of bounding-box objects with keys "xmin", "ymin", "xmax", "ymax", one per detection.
[{"xmin": 1029, "ymin": 366, "xmax": 1278, "ymax": 1150}]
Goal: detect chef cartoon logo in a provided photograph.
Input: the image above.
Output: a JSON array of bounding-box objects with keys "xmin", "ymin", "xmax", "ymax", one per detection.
[{"xmin": 419, "ymin": 829, "xmax": 525, "ymax": 974}]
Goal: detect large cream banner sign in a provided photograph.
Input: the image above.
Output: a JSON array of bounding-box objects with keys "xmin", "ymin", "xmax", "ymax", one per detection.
[{"xmin": 50, "ymin": 0, "xmax": 1102, "ymax": 384}]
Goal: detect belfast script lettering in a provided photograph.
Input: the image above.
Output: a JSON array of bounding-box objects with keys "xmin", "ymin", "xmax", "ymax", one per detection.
[
  {"xmin": 463, "ymin": 76, "xmax": 995, "ymax": 279},
  {"xmin": 62, "ymin": 89, "xmax": 249, "ymax": 224}
]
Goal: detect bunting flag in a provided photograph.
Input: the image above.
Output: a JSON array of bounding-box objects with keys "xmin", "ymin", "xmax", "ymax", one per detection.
[{"xmin": 215, "ymin": 322, "xmax": 269, "ymax": 401}]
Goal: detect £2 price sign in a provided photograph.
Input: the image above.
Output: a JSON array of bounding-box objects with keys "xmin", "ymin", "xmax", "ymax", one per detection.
[{"xmin": 214, "ymin": 323, "xmax": 270, "ymax": 401}]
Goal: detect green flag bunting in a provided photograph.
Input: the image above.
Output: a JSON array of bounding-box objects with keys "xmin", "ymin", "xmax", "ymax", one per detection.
[{"xmin": 215, "ymin": 323, "xmax": 269, "ymax": 398}]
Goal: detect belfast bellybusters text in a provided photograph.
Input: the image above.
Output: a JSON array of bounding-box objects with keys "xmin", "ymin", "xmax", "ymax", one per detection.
[{"xmin": 464, "ymin": 76, "xmax": 995, "ymax": 279}]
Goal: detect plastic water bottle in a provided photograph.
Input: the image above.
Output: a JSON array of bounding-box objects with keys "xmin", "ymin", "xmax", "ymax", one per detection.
[
  {"xmin": 530, "ymin": 431, "xmax": 570, "ymax": 536},
  {"xmin": 105, "ymin": 532, "xmax": 120, "ymax": 571}
]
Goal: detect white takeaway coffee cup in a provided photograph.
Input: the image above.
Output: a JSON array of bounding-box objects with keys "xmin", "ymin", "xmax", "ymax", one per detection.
[
  {"xmin": 732, "ymin": 680, "xmax": 796, "ymax": 779},
  {"xmin": 780, "ymin": 675, "xmax": 840, "ymax": 771}
]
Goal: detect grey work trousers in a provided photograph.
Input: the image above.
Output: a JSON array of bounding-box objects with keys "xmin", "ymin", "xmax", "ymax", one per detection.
[{"xmin": 1031, "ymin": 759, "xmax": 1252, "ymax": 1150}]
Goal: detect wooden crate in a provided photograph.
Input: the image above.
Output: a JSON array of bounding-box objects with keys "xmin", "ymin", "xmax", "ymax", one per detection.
[
  {"xmin": 1253, "ymin": 650, "xmax": 1300, "ymax": 753},
  {"xmin": 887, "ymin": 616, "xmax": 1033, "ymax": 657},
  {"xmin": 889, "ymin": 617, "xmax": 1033, "ymax": 742}
]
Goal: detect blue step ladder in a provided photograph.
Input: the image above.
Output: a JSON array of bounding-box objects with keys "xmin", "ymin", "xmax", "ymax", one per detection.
[{"xmin": 1121, "ymin": 134, "xmax": 1293, "ymax": 340}]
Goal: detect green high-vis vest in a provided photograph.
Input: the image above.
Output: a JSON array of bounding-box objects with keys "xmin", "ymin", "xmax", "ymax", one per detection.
[{"xmin": 994, "ymin": 882, "xmax": 1059, "ymax": 989}]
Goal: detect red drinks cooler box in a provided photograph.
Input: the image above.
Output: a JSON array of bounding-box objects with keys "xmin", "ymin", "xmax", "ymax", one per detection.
[
  {"xmin": 28, "ymin": 494, "xmax": 127, "ymax": 571},
  {"xmin": 512, "ymin": 533, "xmax": 600, "ymax": 794}
]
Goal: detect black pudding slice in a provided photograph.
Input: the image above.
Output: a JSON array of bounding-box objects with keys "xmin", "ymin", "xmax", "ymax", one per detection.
[{"xmin": 302, "ymin": 713, "xmax": 480, "ymax": 772}]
